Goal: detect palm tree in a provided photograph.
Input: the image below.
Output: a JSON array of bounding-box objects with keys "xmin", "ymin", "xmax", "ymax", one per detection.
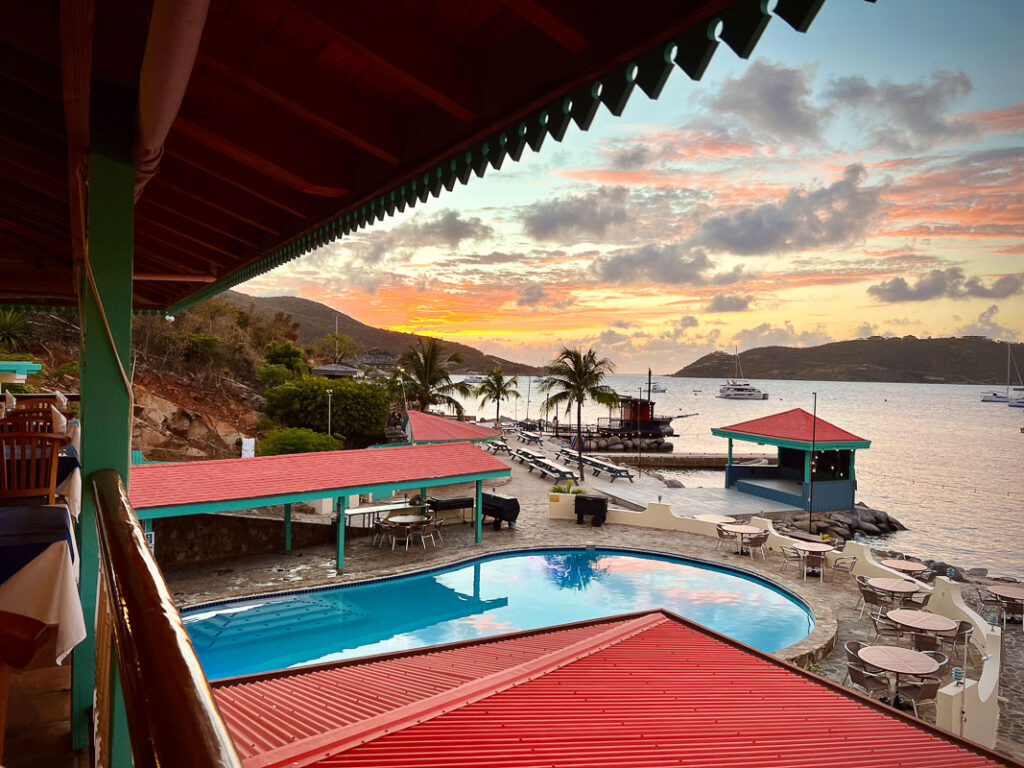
[
  {"xmin": 539, "ymin": 347, "xmax": 618, "ymax": 478},
  {"xmin": 397, "ymin": 338, "xmax": 472, "ymax": 417},
  {"xmin": 475, "ymin": 367, "xmax": 520, "ymax": 425}
]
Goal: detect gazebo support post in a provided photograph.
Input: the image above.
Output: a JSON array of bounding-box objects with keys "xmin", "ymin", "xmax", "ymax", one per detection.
[
  {"xmin": 284, "ymin": 503, "xmax": 292, "ymax": 551},
  {"xmin": 73, "ymin": 89, "xmax": 135, "ymax": 750},
  {"xmin": 474, "ymin": 480, "xmax": 483, "ymax": 543},
  {"xmin": 336, "ymin": 496, "xmax": 347, "ymax": 570}
]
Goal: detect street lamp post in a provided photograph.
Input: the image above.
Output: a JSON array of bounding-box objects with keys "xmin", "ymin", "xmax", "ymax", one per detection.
[{"xmin": 326, "ymin": 388, "xmax": 333, "ymax": 436}]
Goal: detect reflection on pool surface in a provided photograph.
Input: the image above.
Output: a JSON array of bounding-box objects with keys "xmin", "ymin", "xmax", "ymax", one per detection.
[{"xmin": 183, "ymin": 549, "xmax": 814, "ymax": 679}]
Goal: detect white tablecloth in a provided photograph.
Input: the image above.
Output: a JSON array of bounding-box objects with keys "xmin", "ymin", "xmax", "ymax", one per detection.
[
  {"xmin": 57, "ymin": 466, "xmax": 81, "ymax": 521},
  {"xmin": 0, "ymin": 541, "xmax": 86, "ymax": 664}
]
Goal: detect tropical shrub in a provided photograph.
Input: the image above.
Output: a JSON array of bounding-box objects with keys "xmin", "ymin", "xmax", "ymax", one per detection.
[
  {"xmin": 256, "ymin": 428, "xmax": 344, "ymax": 456},
  {"xmin": 263, "ymin": 376, "xmax": 390, "ymax": 448}
]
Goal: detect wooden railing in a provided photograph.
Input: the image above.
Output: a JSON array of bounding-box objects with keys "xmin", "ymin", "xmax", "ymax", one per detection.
[{"xmin": 91, "ymin": 469, "xmax": 242, "ymax": 768}]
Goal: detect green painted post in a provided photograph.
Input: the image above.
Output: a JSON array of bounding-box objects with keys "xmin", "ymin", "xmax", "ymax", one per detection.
[
  {"xmin": 73, "ymin": 87, "xmax": 134, "ymax": 750},
  {"xmin": 474, "ymin": 480, "xmax": 483, "ymax": 543},
  {"xmin": 336, "ymin": 496, "xmax": 348, "ymax": 570},
  {"xmin": 849, "ymin": 450, "xmax": 856, "ymax": 481},
  {"xmin": 727, "ymin": 438, "xmax": 733, "ymax": 466},
  {"xmin": 284, "ymin": 503, "xmax": 292, "ymax": 551},
  {"xmin": 110, "ymin": 648, "xmax": 132, "ymax": 767},
  {"xmin": 143, "ymin": 518, "xmax": 152, "ymax": 533},
  {"xmin": 804, "ymin": 452, "xmax": 812, "ymax": 483}
]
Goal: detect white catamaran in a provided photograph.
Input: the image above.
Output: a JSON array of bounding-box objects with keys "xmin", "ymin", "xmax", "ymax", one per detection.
[{"xmin": 717, "ymin": 347, "xmax": 768, "ymax": 400}]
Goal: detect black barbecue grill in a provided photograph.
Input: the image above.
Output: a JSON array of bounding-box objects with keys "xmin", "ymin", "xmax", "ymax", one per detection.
[{"xmin": 481, "ymin": 492, "xmax": 520, "ymax": 530}]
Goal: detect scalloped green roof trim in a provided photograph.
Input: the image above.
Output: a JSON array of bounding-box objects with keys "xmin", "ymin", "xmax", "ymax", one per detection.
[{"xmin": 167, "ymin": 0, "xmax": 823, "ymax": 315}]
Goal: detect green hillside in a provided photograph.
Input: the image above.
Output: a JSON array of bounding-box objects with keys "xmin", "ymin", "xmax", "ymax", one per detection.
[
  {"xmin": 672, "ymin": 337, "xmax": 1024, "ymax": 384},
  {"xmin": 223, "ymin": 291, "xmax": 542, "ymax": 375}
]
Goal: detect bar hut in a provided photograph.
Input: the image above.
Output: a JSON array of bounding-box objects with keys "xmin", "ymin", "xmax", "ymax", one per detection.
[{"xmin": 711, "ymin": 409, "xmax": 870, "ymax": 512}]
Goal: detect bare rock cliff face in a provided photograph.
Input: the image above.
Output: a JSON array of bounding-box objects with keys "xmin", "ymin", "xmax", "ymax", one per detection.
[{"xmin": 132, "ymin": 378, "xmax": 261, "ymax": 462}]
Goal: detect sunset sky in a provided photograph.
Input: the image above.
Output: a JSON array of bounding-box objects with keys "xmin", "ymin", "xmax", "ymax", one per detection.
[{"xmin": 239, "ymin": 0, "xmax": 1024, "ymax": 372}]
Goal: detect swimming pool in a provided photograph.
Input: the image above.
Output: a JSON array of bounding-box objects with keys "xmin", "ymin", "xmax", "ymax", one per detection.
[{"xmin": 183, "ymin": 548, "xmax": 814, "ymax": 680}]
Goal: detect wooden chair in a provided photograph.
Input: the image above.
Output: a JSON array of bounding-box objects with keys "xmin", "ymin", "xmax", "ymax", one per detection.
[
  {"xmin": 4, "ymin": 408, "xmax": 61, "ymax": 433},
  {"xmin": 0, "ymin": 432, "xmax": 68, "ymax": 504}
]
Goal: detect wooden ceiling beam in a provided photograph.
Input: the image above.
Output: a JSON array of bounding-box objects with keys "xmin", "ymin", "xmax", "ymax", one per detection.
[
  {"xmin": 287, "ymin": 0, "xmax": 477, "ymax": 122},
  {"xmin": 156, "ymin": 157, "xmax": 283, "ymax": 235},
  {"xmin": 0, "ymin": 78, "xmax": 67, "ymax": 139},
  {"xmin": 141, "ymin": 185, "xmax": 266, "ymax": 248},
  {"xmin": 197, "ymin": 19, "xmax": 400, "ymax": 165},
  {"xmin": 501, "ymin": 0, "xmax": 591, "ymax": 53},
  {"xmin": 134, "ymin": 214, "xmax": 244, "ymax": 270},
  {"xmin": 0, "ymin": 183, "xmax": 69, "ymax": 233},
  {"xmin": 60, "ymin": 0, "xmax": 93, "ymax": 279},
  {"xmin": 0, "ymin": 41, "xmax": 62, "ymax": 100},
  {"xmin": 176, "ymin": 70, "xmax": 350, "ymax": 197},
  {"xmin": 135, "ymin": 206, "xmax": 244, "ymax": 263},
  {"xmin": 0, "ymin": 214, "xmax": 68, "ymax": 256},
  {"xmin": 163, "ymin": 133, "xmax": 310, "ymax": 219},
  {"xmin": 0, "ymin": 156, "xmax": 68, "ymax": 203},
  {"xmin": 135, "ymin": 234, "xmax": 220, "ymax": 274}
]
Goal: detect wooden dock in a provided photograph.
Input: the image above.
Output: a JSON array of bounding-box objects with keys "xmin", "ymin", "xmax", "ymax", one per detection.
[{"xmin": 596, "ymin": 453, "xmax": 770, "ymax": 469}]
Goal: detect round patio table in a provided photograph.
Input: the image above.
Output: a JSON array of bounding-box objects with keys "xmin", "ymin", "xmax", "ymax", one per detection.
[
  {"xmin": 722, "ymin": 523, "xmax": 760, "ymax": 555},
  {"xmin": 858, "ymin": 645, "xmax": 940, "ymax": 709},
  {"xmin": 793, "ymin": 541, "xmax": 834, "ymax": 553},
  {"xmin": 987, "ymin": 584, "xmax": 1024, "ymax": 601},
  {"xmin": 886, "ymin": 609, "xmax": 957, "ymax": 633},
  {"xmin": 880, "ymin": 558, "xmax": 927, "ymax": 574},
  {"xmin": 694, "ymin": 514, "xmax": 735, "ymax": 524},
  {"xmin": 386, "ymin": 515, "xmax": 428, "ymax": 524},
  {"xmin": 868, "ymin": 577, "xmax": 920, "ymax": 595}
]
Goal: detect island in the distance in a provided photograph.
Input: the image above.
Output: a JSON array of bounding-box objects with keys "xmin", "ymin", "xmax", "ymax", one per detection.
[{"xmin": 671, "ymin": 336, "xmax": 1023, "ymax": 385}]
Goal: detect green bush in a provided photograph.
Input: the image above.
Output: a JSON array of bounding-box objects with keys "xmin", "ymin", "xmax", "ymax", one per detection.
[
  {"xmin": 256, "ymin": 428, "xmax": 344, "ymax": 456},
  {"xmin": 0, "ymin": 307, "xmax": 27, "ymax": 352},
  {"xmin": 257, "ymin": 363, "xmax": 294, "ymax": 389},
  {"xmin": 264, "ymin": 340, "xmax": 307, "ymax": 373},
  {"xmin": 262, "ymin": 376, "xmax": 390, "ymax": 448}
]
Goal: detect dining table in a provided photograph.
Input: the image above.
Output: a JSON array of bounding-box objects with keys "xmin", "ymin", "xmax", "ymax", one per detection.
[
  {"xmin": 887, "ymin": 608, "xmax": 958, "ymax": 633},
  {"xmin": 0, "ymin": 505, "xmax": 85, "ymax": 664},
  {"xmin": 793, "ymin": 541, "xmax": 834, "ymax": 553},
  {"xmin": 386, "ymin": 514, "xmax": 429, "ymax": 525},
  {"xmin": 880, "ymin": 558, "xmax": 928, "ymax": 574},
  {"xmin": 858, "ymin": 645, "xmax": 939, "ymax": 709},
  {"xmin": 868, "ymin": 577, "xmax": 922, "ymax": 607},
  {"xmin": 721, "ymin": 523, "xmax": 761, "ymax": 556},
  {"xmin": 987, "ymin": 584, "xmax": 1024, "ymax": 601}
]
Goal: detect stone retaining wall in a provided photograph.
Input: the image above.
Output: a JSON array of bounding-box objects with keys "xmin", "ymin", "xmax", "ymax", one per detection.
[{"xmin": 153, "ymin": 512, "xmax": 334, "ymax": 567}]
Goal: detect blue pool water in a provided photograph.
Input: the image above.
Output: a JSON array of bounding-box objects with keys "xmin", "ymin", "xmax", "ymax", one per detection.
[{"xmin": 183, "ymin": 548, "xmax": 814, "ymax": 680}]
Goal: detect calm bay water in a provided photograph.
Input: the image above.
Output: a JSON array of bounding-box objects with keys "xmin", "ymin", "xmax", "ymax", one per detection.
[{"xmin": 455, "ymin": 375, "xmax": 1024, "ymax": 579}]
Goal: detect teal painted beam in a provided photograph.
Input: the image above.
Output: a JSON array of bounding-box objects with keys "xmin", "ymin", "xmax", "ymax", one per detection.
[
  {"xmin": 804, "ymin": 451, "xmax": 812, "ymax": 484},
  {"xmin": 727, "ymin": 438, "xmax": 733, "ymax": 466},
  {"xmin": 710, "ymin": 428, "xmax": 870, "ymax": 451},
  {"xmin": 336, "ymin": 496, "xmax": 347, "ymax": 570},
  {"xmin": 73, "ymin": 88, "xmax": 134, "ymax": 750},
  {"xmin": 133, "ymin": 469, "xmax": 511, "ymax": 519},
  {"xmin": 849, "ymin": 450, "xmax": 856, "ymax": 481},
  {"xmin": 474, "ymin": 480, "xmax": 483, "ymax": 544},
  {"xmin": 284, "ymin": 503, "xmax": 292, "ymax": 551}
]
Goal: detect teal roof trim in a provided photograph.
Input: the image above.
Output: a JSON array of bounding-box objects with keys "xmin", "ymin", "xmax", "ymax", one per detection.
[
  {"xmin": 711, "ymin": 427, "xmax": 871, "ymax": 451},
  {"xmin": 134, "ymin": 467, "xmax": 510, "ymax": 519},
  {"xmin": 165, "ymin": 0, "xmax": 828, "ymax": 315},
  {"xmin": 0, "ymin": 361, "xmax": 43, "ymax": 375}
]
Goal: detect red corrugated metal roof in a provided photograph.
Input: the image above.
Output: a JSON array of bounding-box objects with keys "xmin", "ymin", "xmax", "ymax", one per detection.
[
  {"xmin": 406, "ymin": 411, "xmax": 501, "ymax": 443},
  {"xmin": 215, "ymin": 612, "xmax": 1012, "ymax": 768},
  {"xmin": 720, "ymin": 408, "xmax": 867, "ymax": 444},
  {"xmin": 129, "ymin": 442, "xmax": 508, "ymax": 510}
]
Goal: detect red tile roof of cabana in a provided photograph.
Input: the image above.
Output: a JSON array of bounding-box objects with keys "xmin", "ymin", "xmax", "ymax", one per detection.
[
  {"xmin": 719, "ymin": 407, "xmax": 867, "ymax": 445},
  {"xmin": 210, "ymin": 610, "xmax": 1012, "ymax": 768},
  {"xmin": 405, "ymin": 410, "xmax": 500, "ymax": 444},
  {"xmin": 129, "ymin": 441, "xmax": 508, "ymax": 512}
]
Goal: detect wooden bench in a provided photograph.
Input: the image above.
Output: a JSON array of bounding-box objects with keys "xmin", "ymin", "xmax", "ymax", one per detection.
[
  {"xmin": 584, "ymin": 457, "xmax": 634, "ymax": 483},
  {"xmin": 518, "ymin": 431, "xmax": 544, "ymax": 446},
  {"xmin": 529, "ymin": 458, "xmax": 580, "ymax": 485},
  {"xmin": 486, "ymin": 439, "xmax": 511, "ymax": 455},
  {"xmin": 513, "ymin": 448, "xmax": 544, "ymax": 465}
]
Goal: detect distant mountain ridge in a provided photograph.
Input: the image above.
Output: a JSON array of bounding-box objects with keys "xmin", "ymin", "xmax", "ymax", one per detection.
[
  {"xmin": 671, "ymin": 337, "xmax": 1024, "ymax": 385},
  {"xmin": 222, "ymin": 291, "xmax": 543, "ymax": 375}
]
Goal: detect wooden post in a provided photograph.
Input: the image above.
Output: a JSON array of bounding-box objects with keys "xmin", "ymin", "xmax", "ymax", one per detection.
[
  {"xmin": 73, "ymin": 84, "xmax": 134, "ymax": 750},
  {"xmin": 474, "ymin": 480, "xmax": 483, "ymax": 543},
  {"xmin": 336, "ymin": 496, "xmax": 347, "ymax": 570}
]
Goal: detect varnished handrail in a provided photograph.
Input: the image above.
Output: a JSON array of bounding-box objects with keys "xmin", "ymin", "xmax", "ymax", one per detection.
[{"xmin": 91, "ymin": 469, "xmax": 242, "ymax": 768}]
